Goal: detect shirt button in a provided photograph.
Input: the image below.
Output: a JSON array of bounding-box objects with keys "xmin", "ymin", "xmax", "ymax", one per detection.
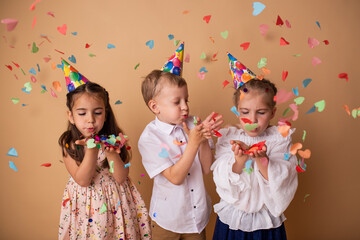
[
  {"xmin": 194, "ymin": 206, "xmax": 196, "ymax": 208},
  {"xmin": 188, "ymin": 173, "xmax": 190, "ymax": 176},
  {"xmin": 191, "ymin": 189, "xmax": 194, "ymax": 192}
]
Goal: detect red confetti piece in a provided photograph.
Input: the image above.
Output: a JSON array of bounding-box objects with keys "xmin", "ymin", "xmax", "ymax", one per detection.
[
  {"xmin": 32, "ymin": 16, "xmax": 36, "ymax": 30},
  {"xmin": 212, "ymin": 113, "xmax": 219, "ymax": 122},
  {"xmin": 54, "ymin": 49, "xmax": 64, "ymax": 54},
  {"xmin": 62, "ymin": 198, "xmax": 70, "ymax": 207},
  {"xmin": 282, "ymin": 70, "xmax": 288, "ymax": 81},
  {"xmin": 12, "ymin": 61, "xmax": 20, "ymax": 68},
  {"xmin": 280, "ymin": 37, "xmax": 290, "ymax": 45},
  {"xmin": 43, "ymin": 57, "xmax": 51, "ymax": 63},
  {"xmin": 126, "ymin": 146, "xmax": 131, "ymax": 150},
  {"xmin": 323, "ymin": 40, "xmax": 329, "ymax": 45},
  {"xmin": 203, "ymin": 15, "xmax": 211, "ymax": 23},
  {"xmin": 57, "ymin": 24, "xmax": 67, "ymax": 35},
  {"xmin": 343, "ymin": 105, "xmax": 350, "ymax": 115},
  {"xmin": 5, "ymin": 65, "xmax": 12, "ymax": 71},
  {"xmin": 213, "ymin": 130, "xmax": 222, "ymax": 137},
  {"xmin": 241, "ymin": 118, "xmax": 252, "ymax": 124},
  {"xmin": 211, "ymin": 52, "xmax": 218, "ymax": 61},
  {"xmin": 296, "ymin": 165, "xmax": 305, "ymax": 173},
  {"xmin": 85, "ymin": 43, "xmax": 91, "ymax": 48},
  {"xmin": 338, "ymin": 73, "xmax": 349, "ymax": 82},
  {"xmin": 41, "ymin": 163, "xmax": 51, "ymax": 167},
  {"xmin": 240, "ymin": 42, "xmax": 250, "ymax": 50},
  {"xmin": 276, "ymin": 15, "xmax": 284, "ymax": 26},
  {"xmin": 47, "ymin": 12, "xmax": 55, "ymax": 17},
  {"xmin": 222, "ymin": 80, "xmax": 229, "ymax": 88}
]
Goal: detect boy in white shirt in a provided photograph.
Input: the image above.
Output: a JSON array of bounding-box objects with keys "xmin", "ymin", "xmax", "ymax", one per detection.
[{"xmin": 138, "ymin": 43, "xmax": 223, "ymax": 240}]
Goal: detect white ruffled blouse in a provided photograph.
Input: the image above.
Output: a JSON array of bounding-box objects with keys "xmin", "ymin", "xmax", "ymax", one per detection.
[{"xmin": 211, "ymin": 126, "xmax": 298, "ymax": 232}]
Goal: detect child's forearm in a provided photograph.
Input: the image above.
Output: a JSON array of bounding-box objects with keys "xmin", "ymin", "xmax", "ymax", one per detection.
[
  {"xmin": 232, "ymin": 159, "xmax": 246, "ymax": 174},
  {"xmin": 198, "ymin": 141, "xmax": 213, "ymax": 174},
  {"xmin": 254, "ymin": 158, "xmax": 269, "ymax": 180},
  {"xmin": 107, "ymin": 153, "xmax": 129, "ymax": 184},
  {"xmin": 161, "ymin": 141, "xmax": 200, "ymax": 185},
  {"xmin": 72, "ymin": 148, "xmax": 98, "ymax": 186}
]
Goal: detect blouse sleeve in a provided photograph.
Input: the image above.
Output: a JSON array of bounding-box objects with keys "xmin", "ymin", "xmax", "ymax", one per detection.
[
  {"xmin": 255, "ymin": 128, "xmax": 298, "ymax": 217},
  {"xmin": 211, "ymin": 127, "xmax": 252, "ymax": 205}
]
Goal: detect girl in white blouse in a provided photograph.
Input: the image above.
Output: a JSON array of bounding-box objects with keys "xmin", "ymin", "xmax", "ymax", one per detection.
[{"xmin": 211, "ymin": 78, "xmax": 298, "ymax": 240}]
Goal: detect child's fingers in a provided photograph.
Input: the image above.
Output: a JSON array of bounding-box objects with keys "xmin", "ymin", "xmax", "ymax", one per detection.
[
  {"xmin": 75, "ymin": 139, "xmax": 87, "ymax": 146},
  {"xmin": 182, "ymin": 121, "xmax": 190, "ymax": 134}
]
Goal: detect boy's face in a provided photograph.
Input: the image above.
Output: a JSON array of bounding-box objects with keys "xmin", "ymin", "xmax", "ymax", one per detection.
[{"xmin": 150, "ymin": 81, "xmax": 189, "ymax": 125}]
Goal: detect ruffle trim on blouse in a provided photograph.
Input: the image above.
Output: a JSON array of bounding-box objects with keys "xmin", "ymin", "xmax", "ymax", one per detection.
[{"xmin": 214, "ymin": 200, "xmax": 286, "ymax": 232}]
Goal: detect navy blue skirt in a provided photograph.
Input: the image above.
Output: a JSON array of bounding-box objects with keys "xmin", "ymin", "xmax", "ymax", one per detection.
[{"xmin": 212, "ymin": 216, "xmax": 287, "ymax": 240}]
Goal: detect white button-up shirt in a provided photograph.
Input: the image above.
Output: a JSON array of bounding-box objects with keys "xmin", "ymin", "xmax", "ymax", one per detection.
[{"xmin": 138, "ymin": 117, "xmax": 211, "ymax": 233}]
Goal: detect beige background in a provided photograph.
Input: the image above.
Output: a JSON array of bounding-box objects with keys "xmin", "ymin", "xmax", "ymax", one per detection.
[{"xmin": 1, "ymin": 0, "xmax": 359, "ymax": 239}]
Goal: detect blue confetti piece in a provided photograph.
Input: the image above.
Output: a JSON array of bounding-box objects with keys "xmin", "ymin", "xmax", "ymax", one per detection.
[
  {"xmin": 116, "ymin": 200, "xmax": 121, "ymax": 209},
  {"xmin": 115, "ymin": 100, "xmax": 122, "ymax": 105},
  {"xmin": 292, "ymin": 87, "xmax": 299, "ymax": 96},
  {"xmin": 252, "ymin": 2, "xmax": 266, "ymax": 16},
  {"xmin": 244, "ymin": 159, "xmax": 253, "ymax": 174},
  {"xmin": 284, "ymin": 153, "xmax": 290, "ymax": 160},
  {"xmin": 71, "ymin": 32, "xmax": 78, "ymax": 35},
  {"xmin": 107, "ymin": 43, "xmax": 116, "ymax": 49},
  {"xmin": 199, "ymin": 67, "xmax": 208, "ymax": 73},
  {"xmin": 315, "ymin": 21, "xmax": 321, "ymax": 30},
  {"xmin": 41, "ymin": 85, "xmax": 47, "ymax": 91},
  {"xmin": 56, "ymin": 64, "xmax": 62, "ymax": 69},
  {"xmin": 168, "ymin": 34, "xmax": 174, "ymax": 40},
  {"xmin": 37, "ymin": 64, "xmax": 40, "ymax": 72},
  {"xmin": 22, "ymin": 104, "xmax": 27, "ymax": 107},
  {"xmin": 21, "ymin": 88, "xmax": 31, "ymax": 94},
  {"xmin": 29, "ymin": 68, "xmax": 36, "ymax": 75},
  {"xmin": 145, "ymin": 40, "xmax": 154, "ymax": 49},
  {"xmin": 9, "ymin": 161, "xmax": 18, "ymax": 172},
  {"xmin": 68, "ymin": 55, "xmax": 76, "ymax": 64},
  {"xmin": 303, "ymin": 78, "xmax": 312, "ymax": 88},
  {"xmin": 305, "ymin": 105, "xmax": 316, "ymax": 114},
  {"xmin": 231, "ymin": 106, "xmax": 240, "ymax": 116},
  {"xmin": 153, "ymin": 212, "xmax": 157, "ymax": 218},
  {"xmin": 158, "ymin": 148, "xmax": 169, "ymax": 158},
  {"xmin": 7, "ymin": 147, "xmax": 18, "ymax": 157},
  {"xmin": 124, "ymin": 163, "xmax": 131, "ymax": 168}
]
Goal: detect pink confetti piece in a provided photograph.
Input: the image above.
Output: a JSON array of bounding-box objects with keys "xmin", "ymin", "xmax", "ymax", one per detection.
[
  {"xmin": 197, "ymin": 71, "xmax": 206, "ymax": 80},
  {"xmin": 275, "ymin": 89, "xmax": 294, "ymax": 104},
  {"xmin": 259, "ymin": 24, "xmax": 269, "ymax": 36},
  {"xmin": 47, "ymin": 11, "xmax": 55, "ymax": 17},
  {"xmin": 57, "ymin": 24, "xmax": 67, "ymax": 35},
  {"xmin": 285, "ymin": 20, "xmax": 291, "ymax": 28},
  {"xmin": 43, "ymin": 57, "xmax": 51, "ymax": 63},
  {"xmin": 308, "ymin": 37, "xmax": 319, "ymax": 48},
  {"xmin": 32, "ymin": 16, "xmax": 36, "ymax": 30},
  {"xmin": 289, "ymin": 103, "xmax": 299, "ymax": 121},
  {"xmin": 184, "ymin": 53, "xmax": 190, "ymax": 63},
  {"xmin": 1, "ymin": 18, "xmax": 18, "ymax": 31},
  {"xmin": 312, "ymin": 56, "xmax": 322, "ymax": 66},
  {"xmin": 50, "ymin": 88, "xmax": 57, "ymax": 98},
  {"xmin": 30, "ymin": 75, "xmax": 37, "ymax": 83}
]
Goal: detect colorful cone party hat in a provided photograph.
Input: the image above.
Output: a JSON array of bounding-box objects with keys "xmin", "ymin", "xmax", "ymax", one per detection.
[
  {"xmin": 61, "ymin": 58, "xmax": 89, "ymax": 92},
  {"xmin": 227, "ymin": 52, "xmax": 256, "ymax": 89},
  {"xmin": 161, "ymin": 42, "xmax": 184, "ymax": 76}
]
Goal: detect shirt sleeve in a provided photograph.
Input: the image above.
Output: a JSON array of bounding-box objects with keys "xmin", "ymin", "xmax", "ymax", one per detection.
[
  {"xmin": 138, "ymin": 131, "xmax": 174, "ymax": 179},
  {"xmin": 256, "ymin": 128, "xmax": 298, "ymax": 217},
  {"xmin": 211, "ymin": 128, "xmax": 253, "ymax": 205}
]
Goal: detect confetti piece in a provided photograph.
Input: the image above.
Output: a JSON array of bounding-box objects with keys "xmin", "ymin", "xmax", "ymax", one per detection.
[
  {"xmin": 284, "ymin": 153, "xmax": 290, "ymax": 160},
  {"xmin": 244, "ymin": 160, "xmax": 253, "ymax": 174},
  {"xmin": 197, "ymin": 71, "xmax": 206, "ymax": 80},
  {"xmin": 50, "ymin": 88, "xmax": 57, "ymax": 98},
  {"xmin": 168, "ymin": 34, "xmax": 174, "ymax": 40},
  {"xmin": 41, "ymin": 85, "xmax": 47, "ymax": 92},
  {"xmin": 213, "ymin": 130, "xmax": 222, "ymax": 137},
  {"xmin": 85, "ymin": 43, "xmax": 91, "ymax": 48},
  {"xmin": 222, "ymin": 80, "xmax": 229, "ymax": 88},
  {"xmin": 71, "ymin": 32, "xmax": 78, "ymax": 36},
  {"xmin": 278, "ymin": 125, "xmax": 290, "ymax": 137},
  {"xmin": 275, "ymin": 89, "xmax": 294, "ymax": 104},
  {"xmin": 41, "ymin": 163, "xmax": 51, "ymax": 167},
  {"xmin": 57, "ymin": 24, "xmax": 67, "ymax": 35},
  {"xmin": 55, "ymin": 49, "xmax": 65, "ymax": 54},
  {"xmin": 244, "ymin": 123, "xmax": 258, "ymax": 131},
  {"xmin": 7, "ymin": 148, "xmax": 18, "ymax": 157},
  {"xmin": 231, "ymin": 106, "xmax": 240, "ymax": 116},
  {"xmin": 303, "ymin": 78, "xmax": 312, "ymax": 88},
  {"xmin": 89, "ymin": 53, "xmax": 96, "ymax": 57},
  {"xmin": 294, "ymin": 97, "xmax": 305, "ymax": 105},
  {"xmin": 282, "ymin": 70, "xmax": 288, "ymax": 81},
  {"xmin": 68, "ymin": 55, "xmax": 76, "ymax": 63},
  {"xmin": 124, "ymin": 163, "xmax": 131, "ymax": 168},
  {"xmin": 31, "ymin": 42, "xmax": 39, "ymax": 53},
  {"xmin": 203, "ymin": 15, "xmax": 211, "ymax": 23},
  {"xmin": 158, "ymin": 148, "xmax": 169, "ymax": 158},
  {"xmin": 276, "ymin": 15, "xmax": 284, "ymax": 26},
  {"xmin": 351, "ymin": 109, "xmax": 359, "ymax": 119},
  {"xmin": 99, "ymin": 203, "xmax": 107, "ymax": 214},
  {"xmin": 47, "ymin": 11, "xmax": 55, "ymax": 17},
  {"xmin": 153, "ymin": 212, "xmax": 157, "ymax": 217},
  {"xmin": 304, "ymin": 194, "xmax": 310, "ymax": 202},
  {"xmin": 145, "ymin": 40, "xmax": 154, "ymax": 49},
  {"xmin": 211, "ymin": 52, "xmax": 218, "ymax": 61},
  {"xmin": 32, "ymin": 16, "xmax": 36, "ymax": 30},
  {"xmin": 240, "ymin": 42, "xmax": 250, "ymax": 50},
  {"xmin": 314, "ymin": 100, "xmax": 325, "ymax": 112},
  {"xmin": 1, "ymin": 18, "xmax": 18, "ymax": 31},
  {"xmin": 24, "ymin": 82, "xmax": 32, "ymax": 92},
  {"xmin": 292, "ymin": 87, "xmax": 299, "ymax": 96},
  {"xmin": 209, "ymin": 36, "xmax": 215, "ymax": 43},
  {"xmin": 87, "ymin": 139, "xmax": 96, "ymax": 148},
  {"xmin": 220, "ymin": 30, "xmax": 228, "ymax": 39},
  {"xmin": 308, "ymin": 37, "xmax": 320, "ymax": 48},
  {"xmin": 5, "ymin": 65, "xmax": 12, "ymax": 71},
  {"xmin": 11, "ymin": 98, "xmax": 20, "ymax": 104},
  {"xmin": 280, "ymin": 37, "xmax": 290, "ymax": 46},
  {"xmin": 252, "ymin": 2, "xmax": 266, "ymax": 16},
  {"xmin": 285, "ymin": 20, "xmax": 291, "ymax": 28},
  {"xmin": 323, "ymin": 40, "xmax": 329, "ymax": 45},
  {"xmin": 241, "ymin": 118, "xmax": 252, "ymax": 124},
  {"xmin": 262, "ymin": 67, "xmax": 270, "ymax": 75},
  {"xmin": 62, "ymin": 198, "xmax": 70, "ymax": 207},
  {"xmin": 292, "ymin": 54, "xmax": 301, "ymax": 57},
  {"xmin": 184, "ymin": 53, "xmax": 190, "ymax": 63},
  {"xmin": 53, "ymin": 81, "xmax": 62, "ymax": 92},
  {"xmin": 342, "ymin": 105, "xmax": 350, "ymax": 115},
  {"xmin": 259, "ymin": 24, "xmax": 269, "ymax": 36},
  {"xmin": 257, "ymin": 57, "xmax": 267, "ymax": 68},
  {"xmin": 200, "ymin": 52, "xmax": 206, "ymax": 59},
  {"xmin": 305, "ymin": 105, "xmax": 316, "ymax": 114},
  {"xmin": 298, "ymin": 149, "xmax": 311, "ymax": 159},
  {"xmin": 193, "ymin": 116, "xmax": 198, "ymax": 125},
  {"xmin": 107, "ymin": 43, "xmax": 116, "ymax": 49},
  {"xmin": 338, "ymin": 73, "xmax": 349, "ymax": 82},
  {"xmin": 315, "ymin": 21, "xmax": 321, "ymax": 29},
  {"xmin": 282, "ymin": 107, "xmax": 290, "ymax": 117},
  {"xmin": 302, "ymin": 130, "xmax": 306, "ymax": 142},
  {"xmin": 312, "ymin": 57, "xmax": 322, "ymax": 66},
  {"xmin": 115, "ymin": 100, "xmax": 122, "ymax": 105},
  {"xmin": 9, "ymin": 161, "xmax": 18, "ymax": 171},
  {"xmin": 109, "ymin": 161, "xmax": 114, "ymax": 173},
  {"xmin": 290, "ymin": 143, "xmax": 302, "ymax": 155}
]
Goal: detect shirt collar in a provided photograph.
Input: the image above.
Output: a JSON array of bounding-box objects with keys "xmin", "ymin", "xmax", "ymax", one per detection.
[{"xmin": 154, "ymin": 117, "xmax": 182, "ymax": 135}]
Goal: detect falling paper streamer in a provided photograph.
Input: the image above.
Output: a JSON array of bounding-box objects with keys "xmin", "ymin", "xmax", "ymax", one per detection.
[
  {"xmin": 9, "ymin": 161, "xmax": 18, "ymax": 171},
  {"xmin": 1, "ymin": 19, "xmax": 18, "ymax": 31}
]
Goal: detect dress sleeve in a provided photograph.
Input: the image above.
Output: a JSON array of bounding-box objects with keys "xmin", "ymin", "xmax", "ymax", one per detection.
[
  {"xmin": 255, "ymin": 128, "xmax": 298, "ymax": 217},
  {"xmin": 211, "ymin": 128, "xmax": 252, "ymax": 205}
]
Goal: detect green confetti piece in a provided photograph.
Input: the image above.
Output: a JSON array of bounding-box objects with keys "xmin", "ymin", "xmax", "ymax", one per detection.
[
  {"xmin": 304, "ymin": 193, "xmax": 310, "ymax": 202},
  {"xmin": 99, "ymin": 203, "xmax": 107, "ymax": 213},
  {"xmin": 292, "ymin": 54, "xmax": 301, "ymax": 57},
  {"xmin": 220, "ymin": 30, "xmax": 228, "ymax": 39},
  {"xmin": 294, "ymin": 96, "xmax": 305, "ymax": 105},
  {"xmin": 174, "ymin": 39, "xmax": 180, "ymax": 46},
  {"xmin": 86, "ymin": 139, "xmax": 96, "ymax": 148},
  {"xmin": 200, "ymin": 52, "xmax": 206, "ymax": 59},
  {"xmin": 314, "ymin": 100, "xmax": 326, "ymax": 112},
  {"xmin": 109, "ymin": 161, "xmax": 114, "ymax": 173},
  {"xmin": 40, "ymin": 89, "xmax": 46, "ymax": 94},
  {"xmin": 193, "ymin": 116, "xmax": 198, "ymax": 125},
  {"xmin": 257, "ymin": 57, "xmax": 267, "ymax": 68},
  {"xmin": 31, "ymin": 42, "xmax": 39, "ymax": 53},
  {"xmin": 351, "ymin": 109, "xmax": 358, "ymax": 119},
  {"xmin": 302, "ymin": 130, "xmax": 306, "ymax": 142},
  {"xmin": 88, "ymin": 53, "xmax": 96, "ymax": 57},
  {"xmin": 134, "ymin": 63, "xmax": 140, "ymax": 70},
  {"xmin": 20, "ymin": 68, "xmax": 26, "ymax": 75},
  {"xmin": 96, "ymin": 144, "xmax": 101, "ymax": 149},
  {"xmin": 282, "ymin": 107, "xmax": 291, "ymax": 117},
  {"xmin": 24, "ymin": 82, "xmax": 32, "ymax": 92},
  {"xmin": 11, "ymin": 97, "xmax": 20, "ymax": 104},
  {"xmin": 244, "ymin": 123, "xmax": 258, "ymax": 131}
]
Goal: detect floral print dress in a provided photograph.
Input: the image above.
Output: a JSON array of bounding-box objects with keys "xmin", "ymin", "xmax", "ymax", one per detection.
[{"xmin": 59, "ymin": 151, "xmax": 151, "ymax": 239}]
